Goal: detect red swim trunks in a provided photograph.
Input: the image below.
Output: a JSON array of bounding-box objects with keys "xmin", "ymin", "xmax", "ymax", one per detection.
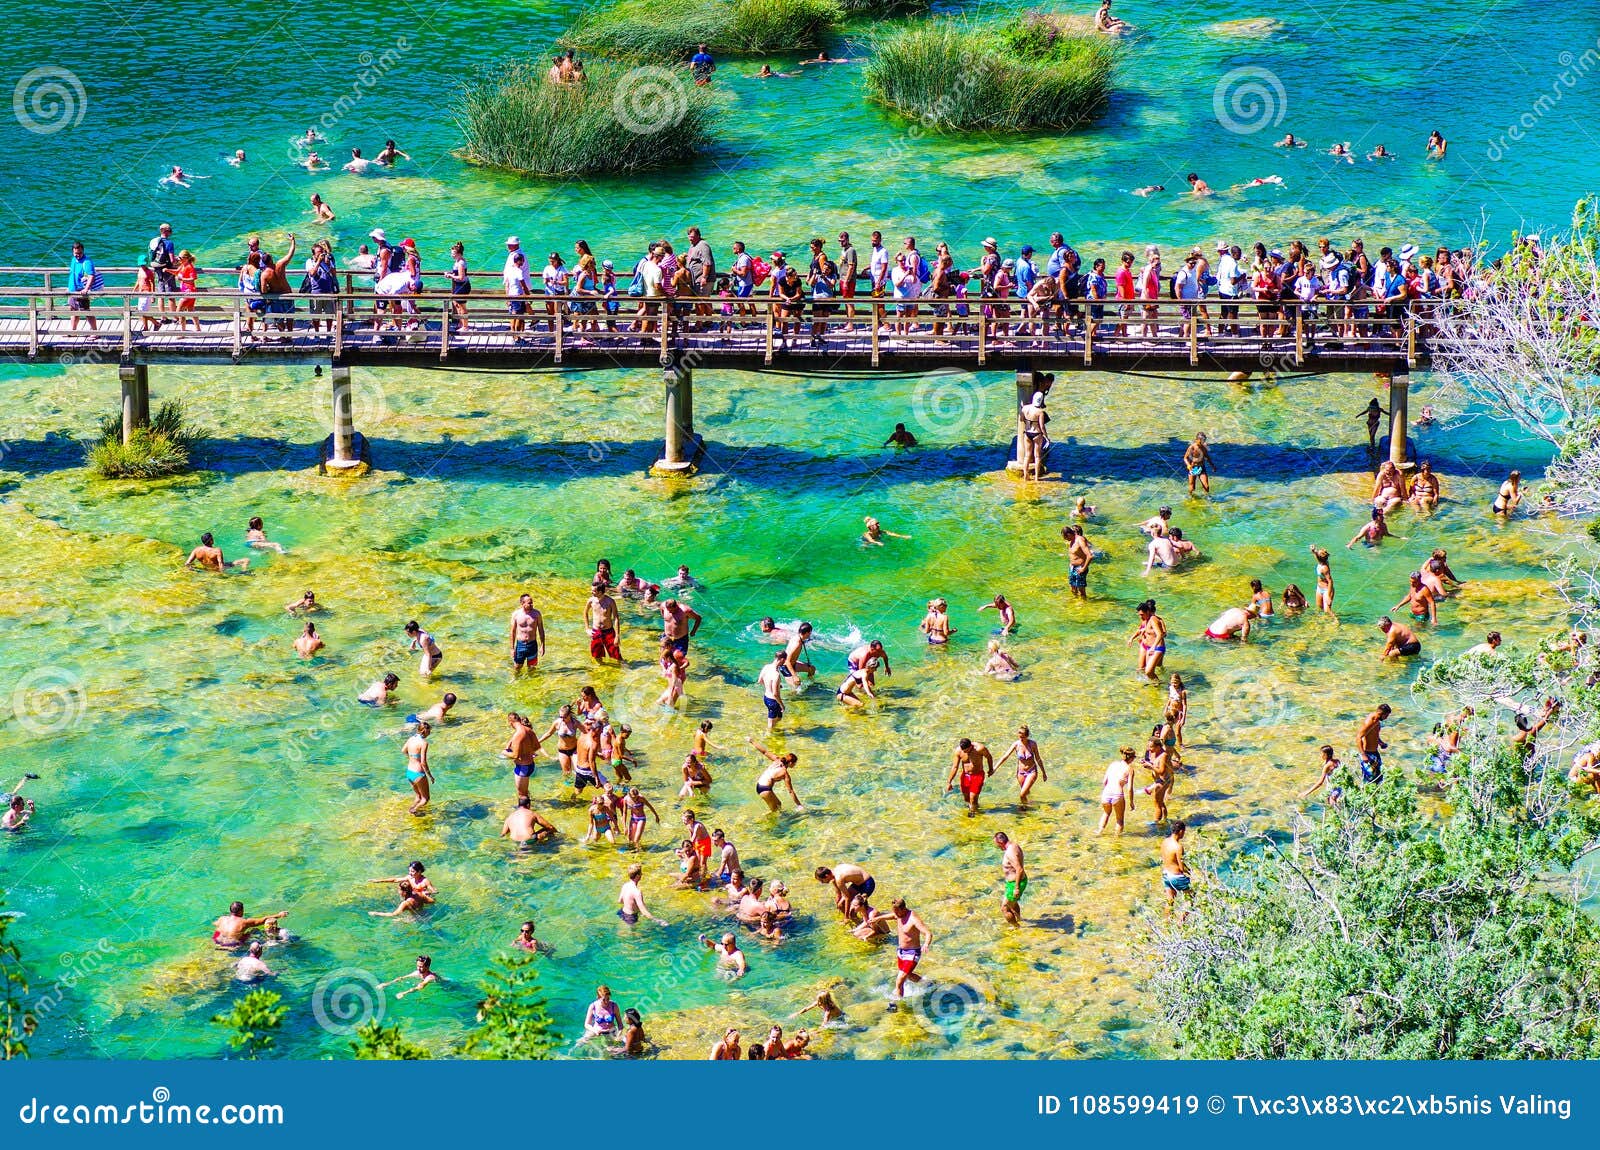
[
  {"xmin": 959, "ymin": 770, "xmax": 986, "ymax": 801},
  {"xmin": 896, "ymin": 947, "xmax": 921, "ymax": 974},
  {"xmin": 589, "ymin": 627, "xmax": 621, "ymax": 661}
]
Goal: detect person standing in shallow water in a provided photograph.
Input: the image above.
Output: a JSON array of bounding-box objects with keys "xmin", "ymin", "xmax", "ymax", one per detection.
[
  {"xmin": 1064, "ymin": 524, "xmax": 1093, "ymax": 599},
  {"xmin": 403, "ymin": 721, "xmax": 433, "ymax": 815},
  {"xmin": 1183, "ymin": 432, "xmax": 1214, "ymax": 496},
  {"xmin": 1161, "ymin": 820, "xmax": 1193, "ymax": 916},
  {"xmin": 995, "ymin": 832, "xmax": 1027, "ymax": 926}
]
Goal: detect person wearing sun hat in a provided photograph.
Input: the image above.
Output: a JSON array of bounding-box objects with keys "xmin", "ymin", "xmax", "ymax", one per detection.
[
  {"xmin": 1320, "ymin": 250, "xmax": 1352, "ymax": 338},
  {"xmin": 1399, "ymin": 243, "xmax": 1418, "ymax": 273}
]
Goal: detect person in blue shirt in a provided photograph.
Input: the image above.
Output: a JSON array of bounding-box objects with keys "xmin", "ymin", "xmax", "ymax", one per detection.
[
  {"xmin": 1044, "ymin": 232, "xmax": 1070, "ymax": 279},
  {"xmin": 1085, "ymin": 257, "xmax": 1110, "ymax": 340},
  {"xmin": 689, "ymin": 44, "xmax": 716, "ymax": 85},
  {"xmin": 68, "ymin": 240, "xmax": 98, "ymax": 332}
]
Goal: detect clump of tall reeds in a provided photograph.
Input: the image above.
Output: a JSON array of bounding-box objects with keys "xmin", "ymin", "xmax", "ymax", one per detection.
[
  {"xmin": 455, "ymin": 61, "xmax": 721, "ymax": 176},
  {"xmin": 863, "ymin": 12, "xmax": 1117, "ymax": 133},
  {"xmin": 562, "ymin": 0, "xmax": 842, "ymax": 60}
]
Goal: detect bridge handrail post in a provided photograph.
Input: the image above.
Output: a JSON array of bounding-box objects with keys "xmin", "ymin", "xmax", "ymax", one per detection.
[
  {"xmin": 42, "ymin": 272, "xmax": 53, "ymax": 318},
  {"xmin": 121, "ymin": 298, "xmax": 132, "ymax": 358},
  {"xmin": 659, "ymin": 298, "xmax": 670, "ymax": 365},
  {"xmin": 764, "ymin": 299, "xmax": 774, "ymax": 366},
  {"xmin": 232, "ymin": 296, "xmax": 243, "ymax": 359},
  {"xmin": 1083, "ymin": 311, "xmax": 1093, "ymax": 366},
  {"xmin": 977, "ymin": 305, "xmax": 987, "ymax": 365},
  {"xmin": 438, "ymin": 295, "xmax": 450, "ymax": 361},
  {"xmin": 554, "ymin": 298, "xmax": 564, "ymax": 364},
  {"xmin": 333, "ymin": 292, "xmax": 345, "ymax": 359},
  {"xmin": 1406, "ymin": 305, "xmax": 1417, "ymax": 368},
  {"xmin": 1187, "ymin": 303, "xmax": 1199, "ymax": 366},
  {"xmin": 871, "ymin": 300, "xmax": 880, "ymax": 367},
  {"xmin": 1294, "ymin": 308, "xmax": 1305, "ymax": 366},
  {"xmin": 27, "ymin": 297, "xmax": 38, "ymax": 358}
]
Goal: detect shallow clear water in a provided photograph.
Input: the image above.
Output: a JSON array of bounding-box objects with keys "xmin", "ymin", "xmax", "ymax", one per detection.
[{"xmin": 1, "ymin": 0, "xmax": 1591, "ymax": 1058}]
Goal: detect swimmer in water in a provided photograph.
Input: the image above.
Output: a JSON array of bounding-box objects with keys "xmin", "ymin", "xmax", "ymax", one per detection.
[
  {"xmin": 1414, "ymin": 404, "xmax": 1436, "ymax": 428},
  {"xmin": 310, "ymin": 194, "xmax": 335, "ymax": 222},
  {"xmin": 375, "ymin": 139, "xmax": 410, "ymax": 166},
  {"xmin": 1186, "ymin": 172, "xmax": 1212, "ymax": 196},
  {"xmin": 295, "ymin": 621, "xmax": 324, "ymax": 658},
  {"xmin": 227, "ymin": 149, "xmax": 247, "ymax": 166},
  {"xmin": 1427, "ymin": 130, "xmax": 1447, "ymax": 159},
  {"xmin": 1329, "ymin": 142, "xmax": 1354, "ymax": 162},
  {"xmin": 301, "ymin": 151, "xmax": 329, "ymax": 171},
  {"xmin": 184, "ymin": 532, "xmax": 249, "ymax": 571},
  {"xmin": 920, "ymin": 598, "xmax": 954, "ymax": 643},
  {"xmin": 1071, "ymin": 495, "xmax": 1096, "ymax": 519},
  {"xmin": 790, "ymin": 989, "xmax": 845, "ymax": 1024},
  {"xmin": 379, "ymin": 955, "xmax": 442, "ymax": 998},
  {"xmin": 755, "ymin": 64, "xmax": 796, "ymax": 78},
  {"xmin": 1275, "ymin": 132, "xmax": 1305, "ymax": 148},
  {"xmin": 1133, "ymin": 185, "xmax": 1165, "ymax": 197},
  {"xmin": 359, "ymin": 672, "xmax": 400, "ymax": 705},
  {"xmin": 502, "ymin": 796, "xmax": 558, "ymax": 844},
  {"xmin": 977, "ymin": 593, "xmax": 1017, "ymax": 634},
  {"xmin": 234, "ymin": 940, "xmax": 275, "ymax": 982},
  {"xmin": 412, "ymin": 692, "xmax": 457, "ymax": 725},
  {"xmin": 245, "ymin": 516, "xmax": 286, "ymax": 553},
  {"xmin": 862, "ymin": 516, "xmax": 910, "ymax": 545},
  {"xmin": 160, "ymin": 166, "xmax": 205, "ymax": 188},
  {"xmin": 1368, "ymin": 143, "xmax": 1394, "ymax": 160},
  {"xmin": 884, "ymin": 423, "xmax": 918, "ymax": 447},
  {"xmin": 344, "ymin": 147, "xmax": 373, "ymax": 173},
  {"xmin": 1347, "ymin": 507, "xmax": 1400, "ymax": 548},
  {"xmin": 757, "ymin": 617, "xmax": 792, "ymax": 643},
  {"xmin": 983, "ymin": 639, "xmax": 1020, "ymax": 681}
]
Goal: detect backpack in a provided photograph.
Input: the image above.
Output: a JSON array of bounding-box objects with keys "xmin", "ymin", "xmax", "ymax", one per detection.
[
  {"xmin": 749, "ymin": 256, "xmax": 772, "ymax": 285},
  {"xmin": 627, "ymin": 260, "xmax": 645, "ymax": 297},
  {"xmin": 917, "ymin": 254, "xmax": 931, "ymax": 284}
]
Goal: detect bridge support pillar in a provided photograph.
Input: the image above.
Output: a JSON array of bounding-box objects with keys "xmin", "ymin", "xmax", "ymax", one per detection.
[
  {"xmin": 1006, "ymin": 369, "xmax": 1051, "ymax": 474},
  {"xmin": 119, "ymin": 364, "xmax": 149, "ymax": 444},
  {"xmin": 1385, "ymin": 372, "xmax": 1411, "ymax": 469},
  {"xmin": 326, "ymin": 365, "xmax": 363, "ymax": 472},
  {"xmin": 652, "ymin": 364, "xmax": 697, "ymax": 476}
]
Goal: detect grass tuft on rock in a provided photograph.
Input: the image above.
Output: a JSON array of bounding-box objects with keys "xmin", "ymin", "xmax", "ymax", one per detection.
[
  {"xmin": 455, "ymin": 61, "xmax": 721, "ymax": 176},
  {"xmin": 562, "ymin": 0, "xmax": 842, "ymax": 60},
  {"xmin": 87, "ymin": 400, "xmax": 197, "ymax": 479},
  {"xmin": 863, "ymin": 12, "xmax": 1117, "ymax": 133}
]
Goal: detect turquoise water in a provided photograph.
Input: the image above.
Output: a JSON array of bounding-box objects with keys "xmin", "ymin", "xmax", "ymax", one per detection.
[{"xmin": 1, "ymin": 1, "xmax": 1592, "ymax": 1058}]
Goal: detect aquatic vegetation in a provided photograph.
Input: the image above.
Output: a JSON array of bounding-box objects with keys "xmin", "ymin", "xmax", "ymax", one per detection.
[
  {"xmin": 350, "ymin": 1019, "xmax": 431, "ymax": 1060},
  {"xmin": 454, "ymin": 61, "xmax": 721, "ymax": 176},
  {"xmin": 85, "ymin": 400, "xmax": 197, "ymax": 479},
  {"xmin": 1205, "ymin": 17, "xmax": 1286, "ymax": 38},
  {"xmin": 562, "ymin": 0, "xmax": 842, "ymax": 60},
  {"xmin": 863, "ymin": 14, "xmax": 1117, "ymax": 133},
  {"xmin": 211, "ymin": 990, "xmax": 287, "ymax": 1060},
  {"xmin": 837, "ymin": 0, "xmax": 928, "ymax": 13}
]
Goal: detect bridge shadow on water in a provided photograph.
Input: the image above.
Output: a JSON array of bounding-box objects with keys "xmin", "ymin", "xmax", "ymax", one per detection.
[{"xmin": 0, "ymin": 430, "xmax": 1542, "ymax": 488}]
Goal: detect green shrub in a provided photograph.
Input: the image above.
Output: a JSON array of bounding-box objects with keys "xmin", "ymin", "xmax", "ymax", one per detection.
[
  {"xmin": 863, "ymin": 14, "xmax": 1117, "ymax": 133},
  {"xmin": 837, "ymin": 0, "xmax": 928, "ymax": 12},
  {"xmin": 455, "ymin": 61, "xmax": 721, "ymax": 176},
  {"xmin": 86, "ymin": 399, "xmax": 197, "ymax": 479},
  {"xmin": 562, "ymin": 0, "xmax": 842, "ymax": 60}
]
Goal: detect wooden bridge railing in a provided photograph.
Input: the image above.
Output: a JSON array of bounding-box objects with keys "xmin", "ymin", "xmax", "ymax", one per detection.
[{"xmin": 0, "ymin": 267, "xmax": 1444, "ymax": 369}]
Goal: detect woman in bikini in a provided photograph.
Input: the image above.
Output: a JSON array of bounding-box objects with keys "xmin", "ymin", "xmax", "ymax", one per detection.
[
  {"xmin": 624, "ymin": 787, "xmax": 660, "ymax": 848},
  {"xmin": 1347, "ymin": 507, "xmax": 1398, "ymax": 548},
  {"xmin": 1408, "ymin": 460, "xmax": 1441, "ymax": 512},
  {"xmin": 1309, "ymin": 545, "xmax": 1336, "ymax": 614},
  {"xmin": 994, "ymin": 725, "xmax": 1046, "ymax": 806},
  {"xmin": 1248, "ymin": 578, "xmax": 1274, "ymax": 619},
  {"xmin": 656, "ymin": 636, "xmax": 688, "ymax": 708},
  {"xmin": 1167, "ymin": 674, "xmax": 1188, "ymax": 747},
  {"xmin": 584, "ymin": 795, "xmax": 618, "ymax": 846},
  {"xmin": 294, "ymin": 621, "xmax": 323, "ymax": 658},
  {"xmin": 583, "ymin": 986, "xmax": 620, "ymax": 1041},
  {"xmin": 1127, "ymin": 599, "xmax": 1166, "ymax": 682},
  {"xmin": 543, "ymin": 704, "xmax": 580, "ymax": 783},
  {"xmin": 749, "ymin": 738, "xmax": 804, "ymax": 812},
  {"xmin": 1492, "ymin": 470, "xmax": 1522, "ymax": 517},
  {"xmin": 1142, "ymin": 735, "xmax": 1174, "ymax": 823},
  {"xmin": 403, "ymin": 722, "xmax": 432, "ymax": 815},
  {"xmin": 919, "ymin": 598, "xmax": 954, "ymax": 643},
  {"xmin": 678, "ymin": 753, "xmax": 713, "ymax": 798},
  {"xmin": 1372, "ymin": 461, "xmax": 1405, "ymax": 515}
]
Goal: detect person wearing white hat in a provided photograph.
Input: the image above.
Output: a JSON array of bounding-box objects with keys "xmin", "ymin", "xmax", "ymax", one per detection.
[
  {"xmin": 1319, "ymin": 251, "xmax": 1351, "ymax": 339},
  {"xmin": 1399, "ymin": 243, "xmax": 1418, "ymax": 270},
  {"xmin": 1215, "ymin": 242, "xmax": 1242, "ymax": 335}
]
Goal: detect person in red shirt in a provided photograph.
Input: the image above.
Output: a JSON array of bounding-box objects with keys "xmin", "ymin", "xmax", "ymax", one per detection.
[{"xmin": 1114, "ymin": 250, "xmax": 1136, "ymax": 336}]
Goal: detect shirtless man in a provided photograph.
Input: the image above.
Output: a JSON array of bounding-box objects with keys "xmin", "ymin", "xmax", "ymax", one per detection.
[
  {"xmin": 1066, "ymin": 525, "xmax": 1093, "ymax": 599},
  {"xmin": 700, "ymin": 932, "xmax": 748, "ymax": 978},
  {"xmin": 1378, "ymin": 617, "xmax": 1422, "ymax": 660},
  {"xmin": 585, "ymin": 581, "xmax": 622, "ymax": 664},
  {"xmin": 358, "ymin": 673, "xmax": 400, "ymax": 705},
  {"xmin": 212, "ymin": 901, "xmax": 287, "ymax": 949},
  {"xmin": 618, "ymin": 863, "xmax": 667, "ymax": 926},
  {"xmin": 1356, "ymin": 703, "xmax": 1391, "ymax": 783},
  {"xmin": 501, "ymin": 796, "xmax": 557, "ymax": 844},
  {"xmin": 885, "ymin": 899, "xmax": 931, "ymax": 998},
  {"xmin": 748, "ymin": 738, "xmax": 805, "ymax": 812},
  {"xmin": 501, "ymin": 712, "xmax": 542, "ymax": 797},
  {"xmin": 661, "ymin": 599, "xmax": 702, "ymax": 655},
  {"xmin": 509, "ymin": 594, "xmax": 545, "ymax": 673},
  {"xmin": 1183, "ymin": 432, "xmax": 1214, "ymax": 495},
  {"xmin": 782, "ymin": 622, "xmax": 816, "ymax": 684},
  {"xmin": 1097, "ymin": 748, "xmax": 1137, "ymax": 834},
  {"xmin": 185, "ymin": 532, "xmax": 249, "ymax": 571},
  {"xmin": 815, "ymin": 863, "xmax": 876, "ymax": 920},
  {"xmin": 1160, "ymin": 821, "xmax": 1192, "ymax": 916},
  {"xmin": 847, "ymin": 639, "xmax": 892, "ymax": 681},
  {"xmin": 1203, "ymin": 604, "xmax": 1256, "ymax": 642},
  {"xmin": 1393, "ymin": 573, "xmax": 1437, "ymax": 626},
  {"xmin": 945, "ymin": 737, "xmax": 994, "ymax": 815},
  {"xmin": 995, "ymin": 832, "xmax": 1027, "ymax": 926}
]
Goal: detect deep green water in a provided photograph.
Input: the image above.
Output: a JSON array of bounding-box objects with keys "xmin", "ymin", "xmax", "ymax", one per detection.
[{"xmin": 2, "ymin": 1, "xmax": 1595, "ymax": 1058}]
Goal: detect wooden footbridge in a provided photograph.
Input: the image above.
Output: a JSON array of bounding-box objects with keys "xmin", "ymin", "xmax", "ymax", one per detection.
[{"xmin": 0, "ymin": 266, "xmax": 1434, "ymax": 473}]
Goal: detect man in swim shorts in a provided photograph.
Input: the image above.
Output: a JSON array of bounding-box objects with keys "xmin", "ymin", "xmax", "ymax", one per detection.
[
  {"xmin": 1356, "ymin": 703, "xmax": 1391, "ymax": 783},
  {"xmin": 618, "ymin": 863, "xmax": 666, "ymax": 926},
  {"xmin": 585, "ymin": 580, "xmax": 622, "ymax": 664},
  {"xmin": 661, "ymin": 598, "xmax": 702, "ymax": 655},
  {"xmin": 1160, "ymin": 821, "xmax": 1192, "ymax": 916},
  {"xmin": 1183, "ymin": 432, "xmax": 1214, "ymax": 496},
  {"xmin": 944, "ymin": 737, "xmax": 993, "ymax": 815},
  {"xmin": 509, "ymin": 593, "xmax": 545, "ymax": 673},
  {"xmin": 995, "ymin": 832, "xmax": 1027, "ymax": 926},
  {"xmin": 887, "ymin": 898, "xmax": 931, "ymax": 997},
  {"xmin": 814, "ymin": 863, "xmax": 875, "ymax": 920},
  {"xmin": 757, "ymin": 650, "xmax": 787, "ymax": 732},
  {"xmin": 1378, "ymin": 616, "xmax": 1422, "ymax": 660}
]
